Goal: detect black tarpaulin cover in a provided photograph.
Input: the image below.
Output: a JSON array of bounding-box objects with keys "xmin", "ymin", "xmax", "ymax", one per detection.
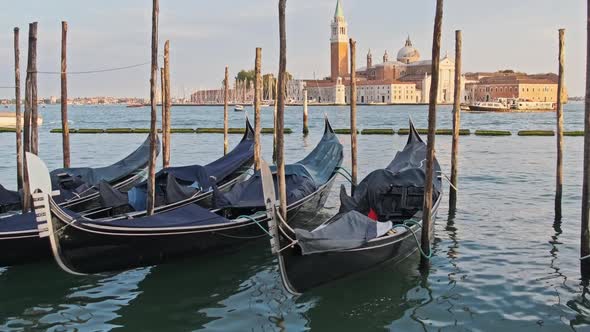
[
  {"xmin": 127, "ymin": 119, "xmax": 254, "ymax": 211},
  {"xmin": 49, "ymin": 135, "xmax": 157, "ymax": 188},
  {"xmin": 213, "ymin": 119, "xmax": 343, "ymax": 209},
  {"xmin": 295, "ymin": 211, "xmax": 392, "ymax": 255},
  {"xmin": 0, "ymin": 184, "xmax": 20, "ymax": 208},
  {"xmin": 0, "ymin": 211, "xmax": 36, "ymax": 233},
  {"xmin": 294, "ymin": 121, "xmax": 442, "ymax": 254},
  {"xmin": 79, "ymin": 203, "xmax": 229, "ymax": 228}
]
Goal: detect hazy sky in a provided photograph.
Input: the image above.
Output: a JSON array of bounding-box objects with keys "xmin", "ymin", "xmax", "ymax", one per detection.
[{"xmin": 0, "ymin": 0, "xmax": 585, "ymax": 98}]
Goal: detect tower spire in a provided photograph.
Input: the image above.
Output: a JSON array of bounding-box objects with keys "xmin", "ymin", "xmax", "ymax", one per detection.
[{"xmin": 334, "ymin": 0, "xmax": 344, "ymax": 18}]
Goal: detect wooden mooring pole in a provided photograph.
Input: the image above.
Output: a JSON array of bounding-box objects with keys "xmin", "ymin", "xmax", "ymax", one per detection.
[
  {"xmin": 61, "ymin": 21, "xmax": 70, "ymax": 168},
  {"xmin": 163, "ymin": 40, "xmax": 171, "ymax": 167},
  {"xmin": 582, "ymin": 1, "xmax": 590, "ymax": 279},
  {"xmin": 421, "ymin": 0, "xmax": 443, "ymax": 267},
  {"xmin": 273, "ymin": 83, "xmax": 278, "ymax": 163},
  {"xmin": 160, "ymin": 67, "xmax": 166, "ymax": 162},
  {"xmin": 302, "ymin": 89, "xmax": 309, "ymax": 135},
  {"xmin": 349, "ymin": 38, "xmax": 358, "ymax": 192},
  {"xmin": 276, "ymin": 0, "xmax": 288, "ymax": 220},
  {"xmin": 555, "ymin": 29, "xmax": 565, "ymax": 220},
  {"xmin": 254, "ymin": 47, "xmax": 262, "ymax": 170},
  {"xmin": 449, "ymin": 30, "xmax": 462, "ymax": 211},
  {"xmin": 29, "ymin": 22, "xmax": 39, "ymax": 156},
  {"xmin": 14, "ymin": 27, "xmax": 23, "ymax": 191},
  {"xmin": 224, "ymin": 66, "xmax": 229, "ymax": 155},
  {"xmin": 146, "ymin": 0, "xmax": 159, "ymax": 215}
]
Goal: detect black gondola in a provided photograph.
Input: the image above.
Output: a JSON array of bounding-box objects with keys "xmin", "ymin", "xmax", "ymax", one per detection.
[
  {"xmin": 0, "ymin": 135, "xmax": 159, "ymax": 214},
  {"xmin": 27, "ymin": 118, "xmax": 342, "ymax": 274},
  {"xmin": 0, "ymin": 122, "xmax": 255, "ymax": 267},
  {"xmin": 263, "ymin": 121, "xmax": 443, "ymax": 294}
]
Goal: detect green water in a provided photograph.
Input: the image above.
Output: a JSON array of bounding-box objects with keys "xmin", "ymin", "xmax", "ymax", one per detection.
[{"xmin": 0, "ymin": 104, "xmax": 588, "ymax": 331}]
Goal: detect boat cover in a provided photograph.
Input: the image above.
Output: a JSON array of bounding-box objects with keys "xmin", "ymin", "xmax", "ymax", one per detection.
[
  {"xmin": 295, "ymin": 211, "xmax": 392, "ymax": 255},
  {"xmin": 0, "ymin": 211, "xmax": 36, "ymax": 233},
  {"xmin": 294, "ymin": 122, "xmax": 442, "ymax": 254},
  {"xmin": 0, "ymin": 185, "xmax": 20, "ymax": 209},
  {"xmin": 213, "ymin": 119, "xmax": 342, "ymax": 209},
  {"xmin": 0, "ymin": 136, "xmax": 157, "ymax": 212},
  {"xmin": 49, "ymin": 135, "xmax": 157, "ymax": 188},
  {"xmin": 125, "ymin": 120, "xmax": 255, "ymax": 211},
  {"xmin": 79, "ymin": 203, "xmax": 229, "ymax": 228}
]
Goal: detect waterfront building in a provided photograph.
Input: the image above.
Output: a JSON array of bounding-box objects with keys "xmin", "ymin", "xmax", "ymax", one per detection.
[{"xmin": 464, "ymin": 72, "xmax": 567, "ymax": 103}]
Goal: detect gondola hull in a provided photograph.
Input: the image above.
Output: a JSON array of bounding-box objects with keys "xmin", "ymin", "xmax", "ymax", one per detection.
[
  {"xmin": 0, "ymin": 170, "xmax": 244, "ymax": 267},
  {"xmin": 277, "ymin": 196, "xmax": 440, "ymax": 294},
  {"xmin": 48, "ymin": 173, "xmax": 337, "ymax": 274}
]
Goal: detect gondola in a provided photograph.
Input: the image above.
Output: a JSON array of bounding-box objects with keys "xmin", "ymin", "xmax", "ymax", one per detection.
[
  {"xmin": 0, "ymin": 122, "xmax": 255, "ymax": 267},
  {"xmin": 263, "ymin": 121, "xmax": 443, "ymax": 294},
  {"xmin": 0, "ymin": 135, "xmax": 159, "ymax": 214},
  {"xmin": 27, "ymin": 118, "xmax": 342, "ymax": 274}
]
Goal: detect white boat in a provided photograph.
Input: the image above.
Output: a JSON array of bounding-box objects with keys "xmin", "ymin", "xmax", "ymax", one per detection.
[
  {"xmin": 512, "ymin": 101, "xmax": 555, "ymax": 111},
  {"xmin": 234, "ymin": 105, "xmax": 244, "ymax": 112},
  {"xmin": 467, "ymin": 101, "xmax": 509, "ymax": 112},
  {"xmin": 0, "ymin": 112, "xmax": 43, "ymax": 128}
]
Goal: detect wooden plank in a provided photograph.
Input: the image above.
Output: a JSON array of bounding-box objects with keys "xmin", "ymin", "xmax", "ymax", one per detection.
[
  {"xmin": 421, "ymin": 0, "xmax": 443, "ymax": 267},
  {"xmin": 449, "ymin": 30, "xmax": 462, "ymax": 211}
]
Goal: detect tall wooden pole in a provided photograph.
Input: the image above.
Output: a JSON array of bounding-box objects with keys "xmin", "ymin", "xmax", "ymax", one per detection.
[
  {"xmin": 302, "ymin": 89, "xmax": 309, "ymax": 135},
  {"xmin": 147, "ymin": 0, "xmax": 159, "ymax": 215},
  {"xmin": 163, "ymin": 40, "xmax": 171, "ymax": 168},
  {"xmin": 582, "ymin": 0, "xmax": 590, "ymax": 279},
  {"xmin": 421, "ymin": 0, "xmax": 443, "ymax": 267},
  {"xmin": 273, "ymin": 83, "xmax": 278, "ymax": 163},
  {"xmin": 29, "ymin": 22, "xmax": 39, "ymax": 156},
  {"xmin": 160, "ymin": 67, "xmax": 166, "ymax": 165},
  {"xmin": 555, "ymin": 29, "xmax": 565, "ymax": 220},
  {"xmin": 61, "ymin": 21, "xmax": 70, "ymax": 168},
  {"xmin": 254, "ymin": 47, "xmax": 262, "ymax": 170},
  {"xmin": 349, "ymin": 38, "xmax": 358, "ymax": 192},
  {"xmin": 14, "ymin": 28, "xmax": 23, "ymax": 191},
  {"xmin": 22, "ymin": 22, "xmax": 37, "ymax": 213},
  {"xmin": 449, "ymin": 30, "xmax": 462, "ymax": 211},
  {"xmin": 224, "ymin": 66, "xmax": 229, "ymax": 155},
  {"xmin": 276, "ymin": 0, "xmax": 288, "ymax": 220}
]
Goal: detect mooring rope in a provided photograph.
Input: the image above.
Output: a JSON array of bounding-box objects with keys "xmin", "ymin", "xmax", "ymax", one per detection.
[
  {"xmin": 394, "ymin": 218, "xmax": 433, "ymax": 259},
  {"xmin": 34, "ymin": 61, "xmax": 151, "ymax": 75}
]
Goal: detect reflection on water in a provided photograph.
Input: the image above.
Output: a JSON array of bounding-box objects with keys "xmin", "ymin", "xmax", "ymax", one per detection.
[{"xmin": 0, "ymin": 104, "xmax": 589, "ymax": 331}]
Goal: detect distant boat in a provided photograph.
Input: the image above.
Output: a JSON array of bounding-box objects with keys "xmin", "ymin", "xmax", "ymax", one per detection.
[
  {"xmin": 126, "ymin": 103, "xmax": 145, "ymax": 108},
  {"xmin": 0, "ymin": 112, "xmax": 43, "ymax": 128},
  {"xmin": 234, "ymin": 105, "xmax": 244, "ymax": 112},
  {"xmin": 467, "ymin": 101, "xmax": 509, "ymax": 112}
]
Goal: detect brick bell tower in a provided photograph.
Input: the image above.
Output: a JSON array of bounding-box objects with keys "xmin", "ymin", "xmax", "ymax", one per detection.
[{"xmin": 330, "ymin": 0, "xmax": 348, "ymax": 82}]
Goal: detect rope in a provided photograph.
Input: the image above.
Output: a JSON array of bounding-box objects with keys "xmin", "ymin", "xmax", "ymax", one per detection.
[
  {"xmin": 34, "ymin": 61, "xmax": 151, "ymax": 75},
  {"xmin": 336, "ymin": 167, "xmax": 353, "ymax": 178},
  {"xmin": 238, "ymin": 213, "xmax": 272, "ymax": 237},
  {"xmin": 393, "ymin": 218, "xmax": 432, "ymax": 259}
]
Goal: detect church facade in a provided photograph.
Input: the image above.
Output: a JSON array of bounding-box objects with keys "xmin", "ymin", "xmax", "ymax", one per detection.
[{"xmin": 301, "ymin": 0, "xmax": 457, "ymax": 104}]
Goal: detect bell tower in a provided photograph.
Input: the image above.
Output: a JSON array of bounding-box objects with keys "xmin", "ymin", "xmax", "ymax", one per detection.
[{"xmin": 330, "ymin": 0, "xmax": 348, "ymax": 82}]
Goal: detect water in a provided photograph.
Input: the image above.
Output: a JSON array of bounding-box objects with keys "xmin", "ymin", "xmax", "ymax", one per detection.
[{"xmin": 0, "ymin": 103, "xmax": 588, "ymax": 331}]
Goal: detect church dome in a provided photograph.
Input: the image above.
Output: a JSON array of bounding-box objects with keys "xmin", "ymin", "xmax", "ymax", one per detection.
[{"xmin": 397, "ymin": 36, "xmax": 420, "ymax": 64}]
